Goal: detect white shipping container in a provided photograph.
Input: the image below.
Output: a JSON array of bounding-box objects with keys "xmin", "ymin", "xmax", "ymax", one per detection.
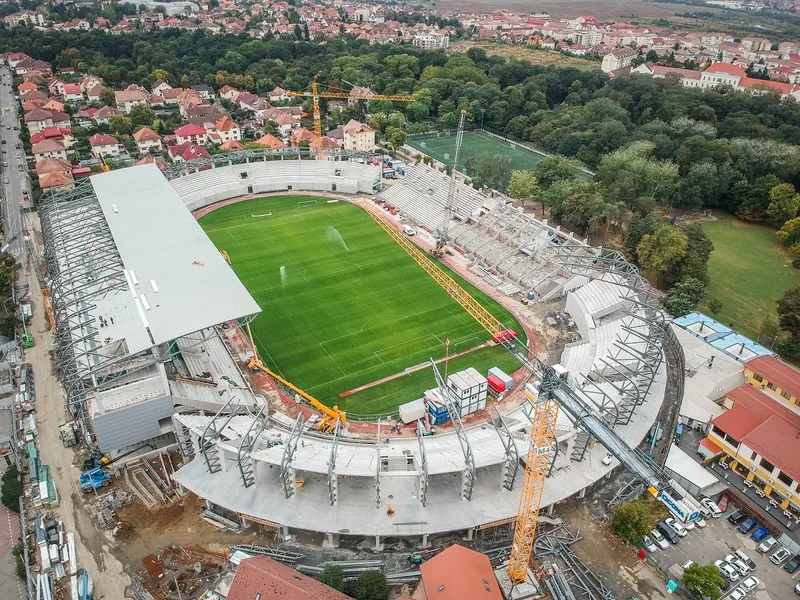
[
  {"xmin": 398, "ymin": 399, "xmax": 426, "ymax": 423},
  {"xmin": 39, "ymin": 546, "xmax": 51, "ymax": 572},
  {"xmin": 464, "ymin": 367, "xmax": 488, "ymax": 392},
  {"xmin": 48, "ymin": 544, "xmax": 59, "ymax": 563}
]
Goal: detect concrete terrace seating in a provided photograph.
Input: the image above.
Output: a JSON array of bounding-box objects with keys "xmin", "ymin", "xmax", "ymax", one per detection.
[{"xmin": 169, "ymin": 160, "xmax": 380, "ymax": 212}]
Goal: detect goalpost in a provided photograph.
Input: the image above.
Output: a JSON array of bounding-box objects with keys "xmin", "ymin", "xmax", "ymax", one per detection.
[{"xmin": 298, "ymin": 200, "xmax": 317, "ymax": 209}]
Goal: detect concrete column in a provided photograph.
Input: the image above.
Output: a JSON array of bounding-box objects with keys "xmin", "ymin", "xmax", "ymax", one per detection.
[
  {"xmin": 731, "ymin": 460, "xmax": 739, "ymax": 471},
  {"xmin": 746, "ymin": 472, "xmax": 755, "ymax": 482},
  {"xmin": 421, "ymin": 534, "xmax": 430, "ymax": 549},
  {"xmin": 281, "ymin": 525, "xmax": 290, "ymax": 538},
  {"xmin": 466, "ymin": 528, "xmax": 474, "ymax": 541},
  {"xmin": 375, "ymin": 535, "xmax": 383, "ymax": 552},
  {"xmin": 781, "ymin": 499, "xmax": 790, "ymax": 510},
  {"xmin": 218, "ymin": 442, "xmax": 227, "ymax": 472},
  {"xmin": 547, "ymin": 504, "xmax": 555, "ymax": 517},
  {"xmin": 765, "ymin": 485, "xmax": 773, "ymax": 496},
  {"xmin": 205, "ymin": 499, "xmax": 211, "ymax": 510},
  {"xmin": 578, "ymin": 487, "xmax": 586, "ymax": 499}
]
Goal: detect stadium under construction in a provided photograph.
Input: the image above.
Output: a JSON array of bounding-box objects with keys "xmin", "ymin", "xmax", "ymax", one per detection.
[{"xmin": 38, "ymin": 148, "xmax": 684, "ymax": 549}]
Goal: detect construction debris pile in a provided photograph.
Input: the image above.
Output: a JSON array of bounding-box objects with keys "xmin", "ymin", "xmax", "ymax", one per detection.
[
  {"xmin": 135, "ymin": 545, "xmax": 228, "ymax": 600},
  {"xmin": 87, "ymin": 488, "xmax": 132, "ymax": 530}
]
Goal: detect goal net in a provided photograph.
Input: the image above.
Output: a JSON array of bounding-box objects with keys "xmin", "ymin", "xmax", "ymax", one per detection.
[{"xmin": 298, "ymin": 200, "xmax": 317, "ymax": 209}]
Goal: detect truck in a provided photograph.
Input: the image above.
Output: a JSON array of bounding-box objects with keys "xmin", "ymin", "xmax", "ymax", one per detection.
[{"xmin": 79, "ymin": 467, "xmax": 111, "ymax": 493}]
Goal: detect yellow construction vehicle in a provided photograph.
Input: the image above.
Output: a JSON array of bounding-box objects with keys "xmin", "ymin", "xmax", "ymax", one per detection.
[
  {"xmin": 245, "ymin": 323, "xmax": 345, "ymax": 432},
  {"xmin": 99, "ymin": 153, "xmax": 111, "ymax": 173},
  {"xmin": 220, "ymin": 250, "xmax": 231, "ymax": 264},
  {"xmin": 287, "ymin": 75, "xmax": 414, "ymax": 159}
]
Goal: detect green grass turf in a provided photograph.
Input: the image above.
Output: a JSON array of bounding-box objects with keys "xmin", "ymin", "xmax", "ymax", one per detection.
[
  {"xmin": 199, "ymin": 196, "xmax": 524, "ymax": 415},
  {"xmin": 699, "ymin": 213, "xmax": 800, "ymax": 339},
  {"xmin": 407, "ymin": 130, "xmax": 591, "ymax": 179}
]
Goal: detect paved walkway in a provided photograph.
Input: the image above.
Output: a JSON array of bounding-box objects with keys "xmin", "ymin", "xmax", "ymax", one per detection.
[{"xmin": 0, "ymin": 467, "xmax": 23, "ymax": 600}]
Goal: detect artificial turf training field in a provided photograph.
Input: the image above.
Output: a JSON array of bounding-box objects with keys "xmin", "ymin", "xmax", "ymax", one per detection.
[
  {"xmin": 407, "ymin": 130, "xmax": 591, "ymax": 180},
  {"xmin": 199, "ymin": 196, "xmax": 523, "ymax": 415}
]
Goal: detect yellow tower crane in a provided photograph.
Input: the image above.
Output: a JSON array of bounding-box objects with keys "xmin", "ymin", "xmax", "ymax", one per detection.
[{"xmin": 286, "ymin": 76, "xmax": 415, "ymax": 159}]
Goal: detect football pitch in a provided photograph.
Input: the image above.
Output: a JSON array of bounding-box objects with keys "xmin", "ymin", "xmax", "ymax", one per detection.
[
  {"xmin": 407, "ymin": 130, "xmax": 592, "ymax": 179},
  {"xmin": 199, "ymin": 196, "xmax": 523, "ymax": 415}
]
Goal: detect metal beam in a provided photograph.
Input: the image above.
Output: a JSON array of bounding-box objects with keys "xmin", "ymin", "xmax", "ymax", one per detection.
[
  {"xmin": 492, "ymin": 407, "xmax": 519, "ymax": 491},
  {"xmin": 430, "ymin": 359, "xmax": 476, "ymax": 501},
  {"xmin": 237, "ymin": 405, "xmax": 269, "ymax": 488},
  {"xmin": 417, "ymin": 430, "xmax": 429, "ymax": 507},
  {"xmin": 199, "ymin": 398, "xmax": 237, "ymax": 474},
  {"xmin": 280, "ymin": 414, "xmax": 304, "ymax": 499},
  {"xmin": 328, "ymin": 419, "xmax": 341, "ymax": 506}
]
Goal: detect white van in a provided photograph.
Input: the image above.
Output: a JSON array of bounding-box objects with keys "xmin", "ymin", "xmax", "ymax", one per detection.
[{"xmin": 402, "ymin": 225, "xmax": 416, "ymax": 236}]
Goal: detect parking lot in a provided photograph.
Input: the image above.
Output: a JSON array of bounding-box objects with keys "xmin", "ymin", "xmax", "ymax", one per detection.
[{"xmin": 646, "ymin": 508, "xmax": 799, "ymax": 599}]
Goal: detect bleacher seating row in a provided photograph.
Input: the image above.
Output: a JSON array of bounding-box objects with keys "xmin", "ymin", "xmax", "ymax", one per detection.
[{"xmin": 169, "ymin": 161, "xmax": 380, "ymax": 211}]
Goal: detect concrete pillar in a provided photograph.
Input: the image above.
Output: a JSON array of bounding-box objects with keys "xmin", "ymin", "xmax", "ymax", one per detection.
[
  {"xmin": 422, "ymin": 534, "xmax": 431, "ymax": 549},
  {"xmin": 205, "ymin": 499, "xmax": 211, "ymax": 510},
  {"xmin": 466, "ymin": 528, "xmax": 474, "ymax": 541},
  {"xmin": 746, "ymin": 472, "xmax": 755, "ymax": 482},
  {"xmin": 281, "ymin": 525, "xmax": 290, "ymax": 538},
  {"xmin": 547, "ymin": 504, "xmax": 555, "ymax": 517},
  {"xmin": 765, "ymin": 485, "xmax": 773, "ymax": 497},
  {"xmin": 731, "ymin": 460, "xmax": 739, "ymax": 471},
  {"xmin": 375, "ymin": 535, "xmax": 383, "ymax": 552},
  {"xmin": 578, "ymin": 487, "xmax": 586, "ymax": 499},
  {"xmin": 219, "ymin": 442, "xmax": 227, "ymax": 472},
  {"xmin": 781, "ymin": 499, "xmax": 790, "ymax": 510}
]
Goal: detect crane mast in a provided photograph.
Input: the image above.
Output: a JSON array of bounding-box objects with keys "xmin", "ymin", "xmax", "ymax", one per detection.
[{"xmin": 434, "ymin": 109, "xmax": 467, "ymax": 258}]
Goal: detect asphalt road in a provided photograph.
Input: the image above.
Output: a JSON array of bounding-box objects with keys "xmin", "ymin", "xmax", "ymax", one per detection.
[{"xmin": 0, "ymin": 67, "xmax": 28, "ymax": 267}]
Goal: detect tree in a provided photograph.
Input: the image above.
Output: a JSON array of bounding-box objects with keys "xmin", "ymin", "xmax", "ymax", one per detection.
[
  {"xmin": 637, "ymin": 224, "xmax": 688, "ymax": 284},
  {"xmin": 759, "ymin": 315, "xmax": 780, "ymax": 348},
  {"xmin": 767, "ymin": 183, "xmax": 800, "ymax": 223},
  {"xmin": 681, "ymin": 564, "xmax": 725, "ymax": 600},
  {"xmin": 777, "ymin": 285, "xmax": 800, "ymax": 338},
  {"xmin": 626, "ymin": 211, "xmax": 663, "ymax": 264},
  {"xmin": 99, "ymin": 87, "xmax": 116, "ymax": 107},
  {"xmin": 611, "ymin": 497, "xmax": 659, "ymax": 545},
  {"xmin": 664, "ymin": 224, "xmax": 714, "ymax": 286},
  {"xmin": 383, "ymin": 126, "xmax": 406, "ymax": 152},
  {"xmin": 108, "ymin": 115, "xmax": 133, "ymax": 137},
  {"xmin": 1, "ymin": 466, "xmax": 20, "ymax": 512},
  {"xmin": 533, "ymin": 155, "xmax": 577, "ymax": 188},
  {"xmin": 352, "ymin": 571, "xmax": 388, "ymax": 600},
  {"xmin": 595, "ymin": 142, "xmax": 679, "ymax": 212},
  {"xmin": 662, "ymin": 277, "xmax": 706, "ymax": 317},
  {"xmin": 129, "ymin": 104, "xmax": 156, "ymax": 129},
  {"xmin": 707, "ymin": 298, "xmax": 723, "ymax": 315},
  {"xmin": 319, "ymin": 565, "xmax": 344, "ymax": 592},
  {"xmin": 508, "ymin": 170, "xmax": 539, "ymax": 209}
]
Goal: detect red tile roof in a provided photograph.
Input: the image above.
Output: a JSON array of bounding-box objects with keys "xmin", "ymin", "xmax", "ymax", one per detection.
[
  {"xmin": 420, "ymin": 545, "xmax": 502, "ymax": 600},
  {"xmin": 89, "ymin": 133, "xmax": 118, "ymax": 147},
  {"xmin": 62, "ymin": 83, "xmax": 82, "ymax": 94},
  {"xmin": 713, "ymin": 384, "xmax": 800, "ymax": 481},
  {"xmin": 133, "ymin": 126, "xmax": 160, "ymax": 142},
  {"xmin": 174, "ymin": 123, "xmax": 206, "ymax": 137},
  {"xmin": 227, "ymin": 556, "xmax": 350, "ymax": 600},
  {"xmin": 747, "ymin": 355, "xmax": 800, "ymax": 399},
  {"xmin": 704, "ymin": 62, "xmax": 747, "ymax": 78},
  {"xmin": 699, "ymin": 437, "xmax": 722, "ymax": 455}
]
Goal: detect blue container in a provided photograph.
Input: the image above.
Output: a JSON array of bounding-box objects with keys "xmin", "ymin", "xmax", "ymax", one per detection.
[{"xmin": 427, "ymin": 400, "xmax": 450, "ymax": 425}]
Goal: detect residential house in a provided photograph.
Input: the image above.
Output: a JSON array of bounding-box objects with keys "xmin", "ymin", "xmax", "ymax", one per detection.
[
  {"xmin": 93, "ymin": 105, "xmax": 122, "ymax": 125},
  {"xmin": 32, "ymin": 139, "xmax": 68, "ymax": 164},
  {"xmin": 152, "ymin": 79, "xmax": 173, "ymax": 96},
  {"xmin": 31, "ymin": 126, "xmax": 75, "ymax": 149},
  {"xmin": 210, "ymin": 116, "xmax": 241, "ymax": 144},
  {"xmin": 148, "ymin": 95, "xmax": 164, "ymax": 108},
  {"xmin": 274, "ymin": 113, "xmax": 301, "ymax": 138},
  {"xmin": 17, "ymin": 81, "xmax": 37, "ymax": 94},
  {"xmin": 254, "ymin": 133, "xmax": 285, "ymax": 149},
  {"xmin": 191, "ymin": 84, "xmax": 215, "ymax": 100},
  {"xmin": 290, "ymin": 128, "xmax": 316, "ymax": 146},
  {"xmin": 174, "ymin": 124, "xmax": 208, "ymax": 146},
  {"xmin": 115, "ymin": 86, "xmax": 149, "ymax": 114},
  {"xmin": 89, "ymin": 133, "xmax": 120, "ymax": 158},
  {"xmin": 162, "ymin": 88, "xmax": 184, "ymax": 105},
  {"xmin": 25, "ymin": 109, "xmax": 69, "ymax": 135},
  {"xmin": 219, "ymin": 85, "xmax": 240, "ymax": 101},
  {"xmin": 80, "ymin": 75, "xmax": 104, "ymax": 92},
  {"xmin": 42, "ymin": 99, "xmax": 65, "ymax": 113},
  {"xmin": 167, "ymin": 141, "xmax": 210, "ymax": 163},
  {"xmin": 348, "ymin": 86, "xmax": 374, "ymax": 106},
  {"xmin": 415, "ymin": 545, "xmax": 502, "ymax": 600},
  {"xmin": 601, "ymin": 47, "xmax": 637, "ymax": 73},
  {"xmin": 47, "ymin": 78, "xmax": 66, "ymax": 97},
  {"xmin": 341, "ymin": 119, "xmax": 376, "ymax": 152},
  {"xmin": 62, "ymin": 83, "xmax": 84, "ymax": 103},
  {"xmin": 38, "ymin": 171, "xmax": 75, "ymax": 192},
  {"xmin": 35, "ymin": 156, "xmax": 72, "ymax": 178},
  {"xmin": 268, "ymin": 86, "xmax": 288, "ymax": 102},
  {"xmin": 132, "ymin": 127, "xmax": 162, "ymax": 154},
  {"xmin": 219, "ymin": 140, "xmax": 244, "ymax": 151},
  {"xmin": 226, "ymin": 556, "xmax": 349, "ymax": 600}
]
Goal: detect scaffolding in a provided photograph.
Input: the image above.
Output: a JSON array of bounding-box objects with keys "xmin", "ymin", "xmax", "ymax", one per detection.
[
  {"xmin": 280, "ymin": 414, "xmax": 304, "ymax": 499},
  {"xmin": 237, "ymin": 405, "xmax": 269, "ymax": 488}
]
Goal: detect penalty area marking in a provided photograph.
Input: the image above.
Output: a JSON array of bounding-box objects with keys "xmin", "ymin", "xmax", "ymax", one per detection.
[{"xmin": 252, "ymin": 212, "xmax": 273, "ymax": 218}]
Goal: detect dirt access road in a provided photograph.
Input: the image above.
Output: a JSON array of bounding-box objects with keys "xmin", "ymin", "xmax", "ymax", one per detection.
[{"xmin": 23, "ymin": 214, "xmax": 131, "ymax": 597}]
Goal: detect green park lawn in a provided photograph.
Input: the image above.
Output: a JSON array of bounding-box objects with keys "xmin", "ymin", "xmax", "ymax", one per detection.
[
  {"xmin": 199, "ymin": 196, "xmax": 523, "ymax": 415},
  {"xmin": 700, "ymin": 214, "xmax": 800, "ymax": 339}
]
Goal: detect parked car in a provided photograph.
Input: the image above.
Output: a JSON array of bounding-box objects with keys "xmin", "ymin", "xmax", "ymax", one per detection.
[
  {"xmin": 650, "ymin": 529, "xmax": 669, "ymax": 550},
  {"xmin": 771, "ymin": 547, "xmax": 792, "ymax": 565},
  {"xmin": 740, "ymin": 577, "xmax": 759, "ymax": 593},
  {"xmin": 701, "ymin": 497, "xmax": 723, "ymax": 517},
  {"xmin": 681, "ymin": 560, "xmax": 695, "ymax": 570},
  {"xmin": 657, "ymin": 521, "xmax": 680, "ymax": 545},
  {"xmin": 794, "ymin": 582, "xmax": 800, "ymax": 595},
  {"xmin": 726, "ymin": 554, "xmax": 750, "ymax": 577},
  {"xmin": 728, "ymin": 509, "xmax": 748, "ymax": 525},
  {"xmin": 785, "ymin": 555, "xmax": 800, "ymax": 574},
  {"xmin": 729, "ymin": 588, "xmax": 746, "ymax": 600},
  {"xmin": 738, "ymin": 517, "xmax": 757, "ymax": 534},
  {"xmin": 694, "ymin": 516, "xmax": 707, "ymax": 528},
  {"xmin": 665, "ymin": 518, "xmax": 688, "ymax": 537},
  {"xmin": 758, "ymin": 536, "xmax": 777, "ymax": 553},
  {"xmin": 718, "ymin": 494, "xmax": 729, "ymax": 511},
  {"xmin": 715, "ymin": 560, "xmax": 740, "ymax": 582},
  {"xmin": 751, "ymin": 526, "xmax": 770, "ymax": 542},
  {"xmin": 642, "ymin": 535, "xmax": 657, "ymax": 553},
  {"xmin": 735, "ymin": 549, "xmax": 757, "ymax": 571}
]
